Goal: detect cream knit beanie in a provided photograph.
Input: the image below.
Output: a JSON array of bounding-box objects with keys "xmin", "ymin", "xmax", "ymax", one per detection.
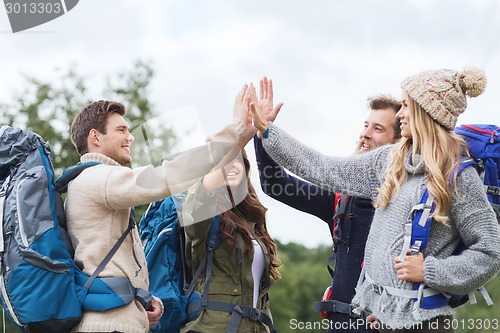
[{"xmin": 400, "ymin": 67, "xmax": 487, "ymax": 130}]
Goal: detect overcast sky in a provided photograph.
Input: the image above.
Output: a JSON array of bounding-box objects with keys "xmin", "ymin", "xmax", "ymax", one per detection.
[{"xmin": 1, "ymin": 0, "xmax": 499, "ymax": 247}]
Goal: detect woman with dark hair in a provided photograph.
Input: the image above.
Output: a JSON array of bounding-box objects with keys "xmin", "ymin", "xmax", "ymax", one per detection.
[{"xmin": 180, "ymin": 148, "xmax": 281, "ymax": 333}]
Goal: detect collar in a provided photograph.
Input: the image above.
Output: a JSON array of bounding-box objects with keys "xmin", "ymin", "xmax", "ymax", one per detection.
[
  {"xmin": 80, "ymin": 153, "xmax": 122, "ymax": 167},
  {"xmin": 404, "ymin": 146, "xmax": 425, "ymax": 175}
]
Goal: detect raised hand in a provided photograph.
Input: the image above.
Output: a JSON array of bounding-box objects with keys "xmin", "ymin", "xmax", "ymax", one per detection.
[
  {"xmin": 258, "ymin": 76, "xmax": 284, "ymax": 123},
  {"xmin": 249, "ymin": 76, "xmax": 284, "ymax": 134},
  {"xmin": 233, "ymin": 84, "xmax": 250, "ymax": 124},
  {"xmin": 238, "ymin": 83, "xmax": 258, "ymax": 147}
]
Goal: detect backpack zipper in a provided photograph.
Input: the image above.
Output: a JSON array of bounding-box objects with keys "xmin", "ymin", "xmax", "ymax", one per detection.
[
  {"xmin": 0, "ymin": 177, "xmax": 23, "ymax": 327},
  {"xmin": 461, "ymin": 124, "xmax": 499, "ymax": 143},
  {"xmin": 0, "ymin": 270, "xmax": 23, "ymax": 327},
  {"xmin": 16, "ymin": 178, "xmax": 30, "ymax": 248}
]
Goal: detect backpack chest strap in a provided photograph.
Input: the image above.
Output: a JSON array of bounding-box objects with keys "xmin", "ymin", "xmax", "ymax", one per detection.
[{"xmin": 398, "ymin": 192, "xmax": 435, "ymax": 262}]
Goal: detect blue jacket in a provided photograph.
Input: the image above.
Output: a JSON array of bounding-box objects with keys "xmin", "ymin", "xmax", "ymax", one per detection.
[{"xmin": 254, "ymin": 138, "xmax": 376, "ymax": 333}]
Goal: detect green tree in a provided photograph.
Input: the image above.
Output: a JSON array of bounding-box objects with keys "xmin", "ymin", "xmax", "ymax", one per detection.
[{"xmin": 270, "ymin": 241, "xmax": 332, "ymax": 333}]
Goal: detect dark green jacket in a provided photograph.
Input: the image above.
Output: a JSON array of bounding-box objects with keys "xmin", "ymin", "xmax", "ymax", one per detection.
[{"xmin": 181, "ymin": 182, "xmax": 273, "ymax": 333}]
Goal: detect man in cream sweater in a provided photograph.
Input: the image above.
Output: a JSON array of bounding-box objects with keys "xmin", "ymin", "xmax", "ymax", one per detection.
[{"xmin": 66, "ymin": 88, "xmax": 250, "ymax": 332}]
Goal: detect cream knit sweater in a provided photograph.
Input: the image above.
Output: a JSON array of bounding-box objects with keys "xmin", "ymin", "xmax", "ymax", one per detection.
[{"xmin": 66, "ymin": 118, "xmax": 245, "ymax": 333}]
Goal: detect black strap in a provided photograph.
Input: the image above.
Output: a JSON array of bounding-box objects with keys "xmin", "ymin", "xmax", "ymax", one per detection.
[
  {"xmin": 200, "ymin": 231, "xmax": 219, "ymax": 307},
  {"xmin": 326, "ymin": 252, "xmax": 336, "ymax": 279},
  {"xmin": 327, "ymin": 194, "xmax": 348, "ymax": 277},
  {"xmin": 84, "ymin": 212, "xmax": 135, "ymax": 289},
  {"xmin": 188, "ymin": 300, "xmax": 277, "ymax": 333},
  {"xmin": 54, "ymin": 162, "xmax": 101, "ymax": 193},
  {"xmin": 314, "ymin": 300, "xmax": 369, "ymax": 319}
]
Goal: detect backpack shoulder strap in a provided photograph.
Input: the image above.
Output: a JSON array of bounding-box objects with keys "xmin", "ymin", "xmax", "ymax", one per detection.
[
  {"xmin": 54, "ymin": 162, "xmax": 102, "ymax": 193},
  {"xmin": 83, "ymin": 210, "xmax": 136, "ymax": 289},
  {"xmin": 184, "ymin": 216, "xmax": 221, "ymax": 298},
  {"xmin": 400, "ymin": 159, "xmax": 476, "ymax": 261},
  {"xmin": 326, "ymin": 193, "xmax": 348, "ymax": 277}
]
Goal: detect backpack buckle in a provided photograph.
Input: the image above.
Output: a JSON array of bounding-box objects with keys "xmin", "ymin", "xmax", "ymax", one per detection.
[
  {"xmin": 486, "ymin": 185, "xmax": 500, "ymax": 196},
  {"xmin": 249, "ymin": 307, "xmax": 263, "ymax": 322},
  {"xmin": 373, "ymin": 284, "xmax": 385, "ymax": 295},
  {"xmin": 349, "ymin": 304, "xmax": 364, "ymax": 318}
]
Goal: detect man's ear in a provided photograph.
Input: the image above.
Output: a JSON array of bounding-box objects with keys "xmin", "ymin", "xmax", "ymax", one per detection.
[{"xmin": 88, "ymin": 129, "xmax": 101, "ymax": 147}]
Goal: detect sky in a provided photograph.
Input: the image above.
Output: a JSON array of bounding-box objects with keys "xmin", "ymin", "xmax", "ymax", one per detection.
[{"xmin": 1, "ymin": 0, "xmax": 499, "ymax": 247}]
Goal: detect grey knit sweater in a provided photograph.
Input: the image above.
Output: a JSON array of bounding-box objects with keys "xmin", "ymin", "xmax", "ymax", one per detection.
[{"xmin": 261, "ymin": 123, "xmax": 500, "ymax": 328}]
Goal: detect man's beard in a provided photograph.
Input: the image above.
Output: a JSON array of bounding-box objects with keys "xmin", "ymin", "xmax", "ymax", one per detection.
[{"xmin": 354, "ymin": 138, "xmax": 377, "ymax": 155}]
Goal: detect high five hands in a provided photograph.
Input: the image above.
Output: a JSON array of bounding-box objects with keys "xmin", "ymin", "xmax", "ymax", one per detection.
[
  {"xmin": 250, "ymin": 76, "xmax": 284, "ymax": 134},
  {"xmin": 234, "ymin": 76, "xmax": 284, "ymax": 147}
]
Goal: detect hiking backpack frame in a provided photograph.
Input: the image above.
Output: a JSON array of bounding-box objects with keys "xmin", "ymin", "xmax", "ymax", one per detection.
[{"xmin": 0, "ymin": 126, "xmax": 151, "ymax": 332}]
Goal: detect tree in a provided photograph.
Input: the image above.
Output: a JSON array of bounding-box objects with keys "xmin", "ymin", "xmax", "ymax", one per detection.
[{"xmin": 269, "ymin": 241, "xmax": 333, "ymax": 333}]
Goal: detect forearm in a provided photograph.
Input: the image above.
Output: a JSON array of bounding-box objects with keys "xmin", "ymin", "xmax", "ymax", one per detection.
[
  {"xmin": 424, "ymin": 208, "xmax": 500, "ymax": 294},
  {"xmin": 261, "ymin": 123, "xmax": 382, "ymax": 199},
  {"xmin": 132, "ymin": 118, "xmax": 245, "ymax": 198},
  {"xmin": 181, "ymin": 181, "xmax": 220, "ymax": 242},
  {"xmin": 255, "ymin": 137, "xmax": 334, "ymax": 222}
]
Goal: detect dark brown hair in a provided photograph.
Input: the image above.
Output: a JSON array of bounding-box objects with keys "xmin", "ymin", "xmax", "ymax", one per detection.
[
  {"xmin": 217, "ymin": 149, "xmax": 281, "ymax": 280},
  {"xmin": 368, "ymin": 95, "xmax": 402, "ymax": 140},
  {"xmin": 71, "ymin": 100, "xmax": 126, "ymax": 156}
]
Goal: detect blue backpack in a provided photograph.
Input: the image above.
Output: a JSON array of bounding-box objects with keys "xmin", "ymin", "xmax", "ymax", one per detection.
[
  {"xmin": 455, "ymin": 124, "xmax": 500, "ymax": 220},
  {"xmin": 0, "ymin": 126, "xmax": 152, "ymax": 332},
  {"xmin": 139, "ymin": 195, "xmax": 220, "ymax": 333},
  {"xmin": 399, "ymin": 124, "xmax": 500, "ymax": 316}
]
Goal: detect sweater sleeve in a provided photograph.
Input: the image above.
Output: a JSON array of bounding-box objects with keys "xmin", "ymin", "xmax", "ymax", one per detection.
[
  {"xmin": 254, "ymin": 136, "xmax": 335, "ymax": 223},
  {"xmin": 261, "ymin": 123, "xmax": 389, "ymax": 200},
  {"xmin": 181, "ymin": 181, "xmax": 220, "ymax": 244},
  {"xmin": 423, "ymin": 166, "xmax": 500, "ymax": 294},
  {"xmin": 104, "ymin": 119, "xmax": 245, "ymax": 210}
]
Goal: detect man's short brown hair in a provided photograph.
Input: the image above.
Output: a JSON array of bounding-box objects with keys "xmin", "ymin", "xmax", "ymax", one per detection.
[
  {"xmin": 71, "ymin": 100, "xmax": 126, "ymax": 156},
  {"xmin": 367, "ymin": 95, "xmax": 402, "ymax": 140}
]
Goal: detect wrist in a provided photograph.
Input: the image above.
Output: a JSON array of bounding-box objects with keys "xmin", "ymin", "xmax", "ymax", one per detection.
[{"xmin": 259, "ymin": 121, "xmax": 272, "ymax": 138}]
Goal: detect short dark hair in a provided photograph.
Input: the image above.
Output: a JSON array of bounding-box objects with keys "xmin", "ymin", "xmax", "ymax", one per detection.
[
  {"xmin": 71, "ymin": 100, "xmax": 126, "ymax": 156},
  {"xmin": 367, "ymin": 95, "xmax": 402, "ymax": 140}
]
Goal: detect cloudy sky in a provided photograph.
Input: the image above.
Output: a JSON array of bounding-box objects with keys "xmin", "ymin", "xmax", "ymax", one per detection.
[{"xmin": 1, "ymin": 0, "xmax": 499, "ymax": 247}]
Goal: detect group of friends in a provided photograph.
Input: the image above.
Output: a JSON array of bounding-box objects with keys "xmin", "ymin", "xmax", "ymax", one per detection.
[{"xmin": 65, "ymin": 66, "xmax": 500, "ymax": 333}]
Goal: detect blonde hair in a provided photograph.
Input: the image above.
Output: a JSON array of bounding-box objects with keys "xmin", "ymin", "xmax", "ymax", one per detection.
[{"xmin": 375, "ymin": 96, "xmax": 469, "ymax": 224}]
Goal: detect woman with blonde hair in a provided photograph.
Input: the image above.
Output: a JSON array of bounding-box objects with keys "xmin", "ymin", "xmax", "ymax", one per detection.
[{"xmin": 251, "ymin": 67, "xmax": 500, "ymax": 332}]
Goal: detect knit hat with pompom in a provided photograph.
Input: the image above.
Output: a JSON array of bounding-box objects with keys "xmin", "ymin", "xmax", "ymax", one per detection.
[{"xmin": 400, "ymin": 67, "xmax": 487, "ymax": 130}]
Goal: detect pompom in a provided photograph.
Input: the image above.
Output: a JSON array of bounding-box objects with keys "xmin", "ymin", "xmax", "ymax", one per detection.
[{"xmin": 461, "ymin": 66, "xmax": 487, "ymax": 98}]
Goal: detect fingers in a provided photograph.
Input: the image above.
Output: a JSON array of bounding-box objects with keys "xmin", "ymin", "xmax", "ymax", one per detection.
[
  {"xmin": 366, "ymin": 314, "xmax": 380, "ymax": 330},
  {"xmin": 259, "ymin": 76, "xmax": 265, "ymax": 99},
  {"xmin": 236, "ymin": 84, "xmax": 248, "ymax": 103},
  {"xmin": 233, "ymin": 84, "xmax": 251, "ymax": 123},
  {"xmin": 250, "ymin": 102, "xmax": 267, "ymax": 133},
  {"xmin": 147, "ymin": 301, "xmax": 162, "ymax": 327},
  {"xmin": 268, "ymin": 78, "xmax": 273, "ymax": 100},
  {"xmin": 249, "ymin": 83, "xmax": 258, "ymax": 103},
  {"xmin": 260, "ymin": 76, "xmax": 268, "ymax": 100},
  {"xmin": 273, "ymin": 102, "xmax": 284, "ymax": 115}
]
